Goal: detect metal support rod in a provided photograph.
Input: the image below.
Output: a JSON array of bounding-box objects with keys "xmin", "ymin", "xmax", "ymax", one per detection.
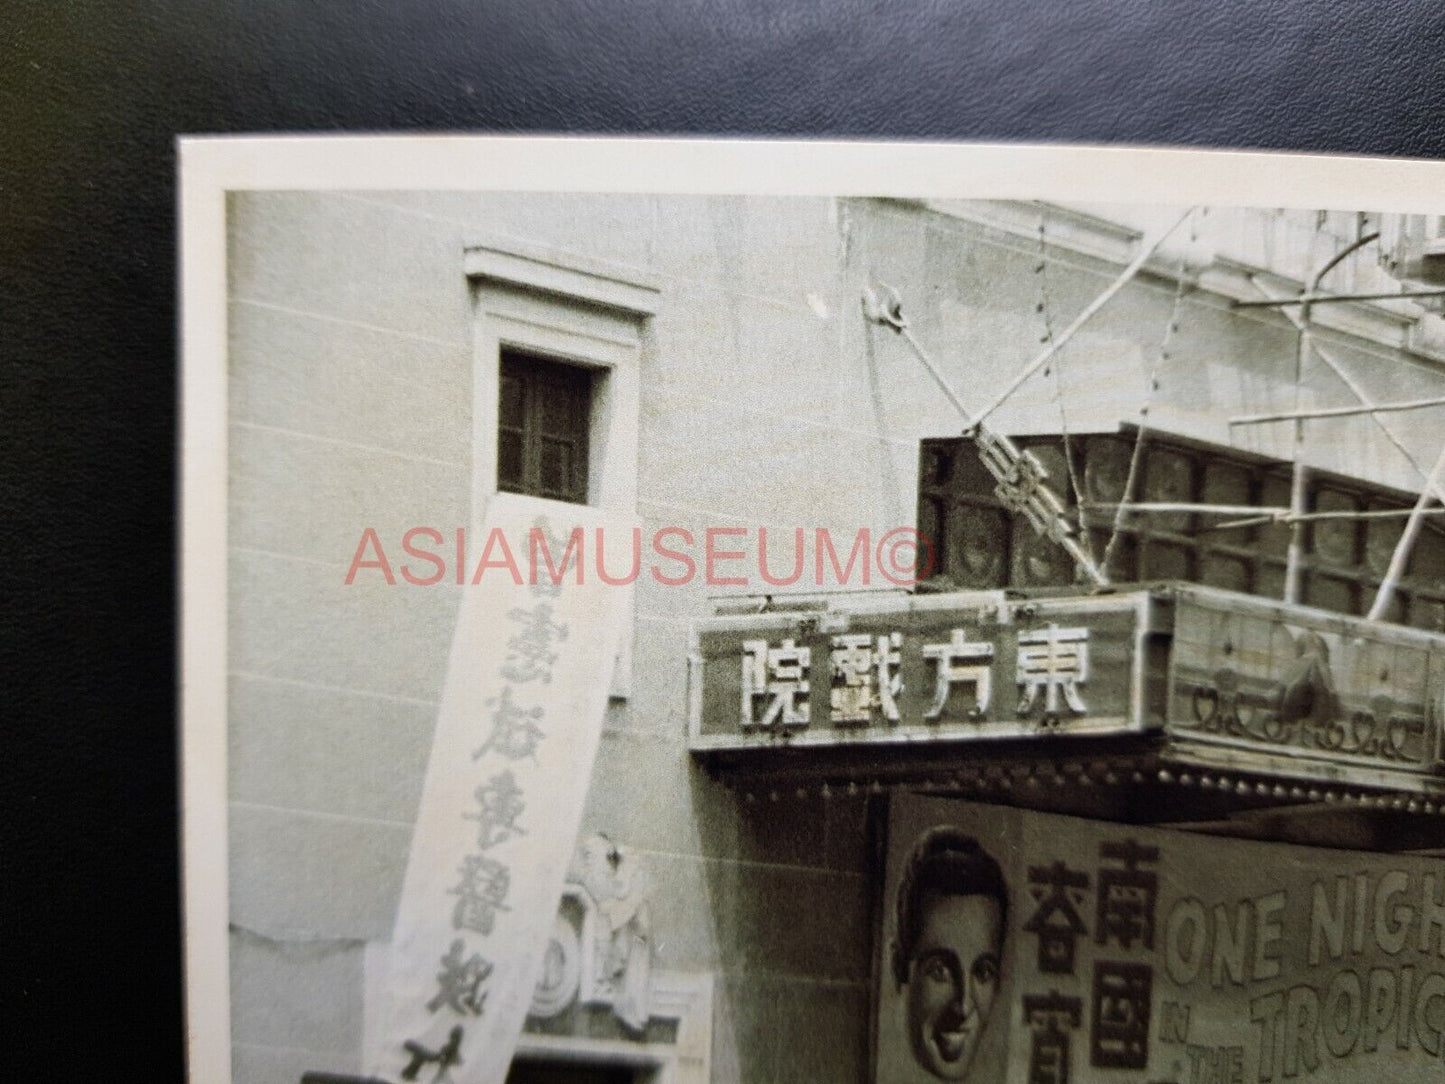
[
  {"xmin": 1308, "ymin": 507, "xmax": 1445, "ymax": 521},
  {"xmin": 1277, "ymin": 237, "xmax": 1378, "ymax": 604},
  {"xmin": 1084, "ymin": 502, "xmax": 1291, "ymax": 517},
  {"xmin": 863, "ymin": 302, "xmax": 1107, "ymax": 586},
  {"xmin": 1229, "ymin": 395, "xmax": 1445, "ymax": 426},
  {"xmin": 967, "ymin": 207, "xmax": 1196, "ymax": 431},
  {"xmin": 896, "ymin": 327, "xmax": 1106, "ymax": 587},
  {"xmin": 1313, "ymin": 231, "xmax": 1382, "ymax": 290},
  {"xmin": 1369, "ymin": 442, "xmax": 1445, "ymax": 621},
  {"xmin": 900, "ymin": 326, "xmax": 977, "ymax": 421},
  {"xmin": 1250, "ymin": 277, "xmax": 1445, "ymax": 511},
  {"xmin": 1231, "ymin": 287, "xmax": 1445, "ymax": 308},
  {"xmin": 1307, "ymin": 350, "xmax": 1445, "ymax": 507},
  {"xmin": 1283, "ymin": 316, "xmax": 1310, "ymax": 604},
  {"xmin": 1284, "ymin": 431, "xmax": 1308, "ymax": 600},
  {"xmin": 1211, "ymin": 506, "xmax": 1445, "ymax": 532}
]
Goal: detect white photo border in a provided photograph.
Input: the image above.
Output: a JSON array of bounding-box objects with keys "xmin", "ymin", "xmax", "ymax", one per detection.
[{"xmin": 180, "ymin": 135, "xmax": 1445, "ymax": 1083}]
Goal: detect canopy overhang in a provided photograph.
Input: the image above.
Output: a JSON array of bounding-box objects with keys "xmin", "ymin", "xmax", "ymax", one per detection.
[{"xmin": 688, "ymin": 583, "xmax": 1445, "ymax": 835}]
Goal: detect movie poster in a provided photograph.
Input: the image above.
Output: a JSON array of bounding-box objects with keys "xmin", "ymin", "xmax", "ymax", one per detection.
[{"xmin": 878, "ymin": 796, "xmax": 1445, "ymax": 1084}]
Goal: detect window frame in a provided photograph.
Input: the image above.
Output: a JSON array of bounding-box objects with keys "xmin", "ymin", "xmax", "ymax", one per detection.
[{"xmin": 466, "ymin": 239, "xmax": 659, "ymax": 695}]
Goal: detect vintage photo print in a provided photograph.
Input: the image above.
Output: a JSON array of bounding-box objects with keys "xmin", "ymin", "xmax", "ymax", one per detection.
[{"xmin": 181, "ymin": 139, "xmax": 1445, "ymax": 1084}]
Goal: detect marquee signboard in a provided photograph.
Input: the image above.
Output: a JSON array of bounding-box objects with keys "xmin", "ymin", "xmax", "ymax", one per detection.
[
  {"xmin": 1166, "ymin": 585, "xmax": 1445, "ymax": 784},
  {"xmin": 688, "ymin": 583, "xmax": 1445, "ymax": 792},
  {"xmin": 687, "ymin": 590, "xmax": 1165, "ymax": 752},
  {"xmin": 878, "ymin": 796, "xmax": 1445, "ymax": 1084}
]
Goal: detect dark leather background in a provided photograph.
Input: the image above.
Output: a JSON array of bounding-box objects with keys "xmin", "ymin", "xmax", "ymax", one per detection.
[{"xmin": 3, "ymin": 1, "xmax": 1444, "ymax": 1077}]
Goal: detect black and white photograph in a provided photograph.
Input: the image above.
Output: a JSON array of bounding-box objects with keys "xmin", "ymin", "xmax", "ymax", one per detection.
[{"xmin": 181, "ymin": 139, "xmax": 1445, "ymax": 1084}]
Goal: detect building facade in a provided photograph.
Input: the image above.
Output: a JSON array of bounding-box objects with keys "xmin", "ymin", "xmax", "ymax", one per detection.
[{"xmin": 226, "ymin": 191, "xmax": 1445, "ymax": 1083}]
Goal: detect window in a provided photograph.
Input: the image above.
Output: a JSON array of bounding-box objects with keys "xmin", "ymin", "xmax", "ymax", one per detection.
[
  {"xmin": 498, "ymin": 349, "xmax": 593, "ymax": 504},
  {"xmin": 919, "ymin": 424, "xmax": 1445, "ymax": 629},
  {"xmin": 466, "ymin": 238, "xmax": 659, "ymax": 697},
  {"xmin": 465, "ymin": 237, "xmax": 657, "ymax": 521}
]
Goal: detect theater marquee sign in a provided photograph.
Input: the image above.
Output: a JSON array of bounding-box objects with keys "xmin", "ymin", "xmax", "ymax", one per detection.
[
  {"xmin": 1165, "ymin": 586, "xmax": 1445, "ymax": 783},
  {"xmin": 879, "ymin": 796, "xmax": 1445, "ymax": 1084},
  {"xmin": 688, "ymin": 591, "xmax": 1163, "ymax": 751},
  {"xmin": 688, "ymin": 584, "xmax": 1445, "ymax": 793}
]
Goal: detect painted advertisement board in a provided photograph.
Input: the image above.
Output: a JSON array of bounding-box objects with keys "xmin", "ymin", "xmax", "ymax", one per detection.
[{"xmin": 878, "ymin": 796, "xmax": 1445, "ymax": 1084}]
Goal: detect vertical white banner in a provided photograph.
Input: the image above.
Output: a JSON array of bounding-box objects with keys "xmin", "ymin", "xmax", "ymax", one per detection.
[{"xmin": 370, "ymin": 493, "xmax": 633, "ymax": 1083}]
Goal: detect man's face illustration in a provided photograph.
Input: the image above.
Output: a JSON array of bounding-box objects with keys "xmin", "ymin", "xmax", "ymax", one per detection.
[{"xmin": 905, "ymin": 892, "xmax": 1002, "ymax": 1080}]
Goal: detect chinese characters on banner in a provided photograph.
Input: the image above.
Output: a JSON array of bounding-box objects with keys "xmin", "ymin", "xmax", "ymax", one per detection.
[
  {"xmin": 370, "ymin": 495, "xmax": 633, "ymax": 1084},
  {"xmin": 878, "ymin": 796, "xmax": 1445, "ymax": 1084}
]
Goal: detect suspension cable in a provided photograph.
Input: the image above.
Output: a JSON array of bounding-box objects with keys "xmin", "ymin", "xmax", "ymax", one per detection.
[
  {"xmin": 1100, "ymin": 210, "xmax": 1197, "ymax": 576},
  {"xmin": 967, "ymin": 206, "xmax": 1197, "ymax": 432},
  {"xmin": 1036, "ymin": 209, "xmax": 1096, "ymax": 565}
]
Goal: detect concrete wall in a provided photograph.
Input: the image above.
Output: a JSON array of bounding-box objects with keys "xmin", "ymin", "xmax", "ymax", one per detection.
[{"xmin": 226, "ymin": 192, "xmax": 1445, "ymax": 1083}]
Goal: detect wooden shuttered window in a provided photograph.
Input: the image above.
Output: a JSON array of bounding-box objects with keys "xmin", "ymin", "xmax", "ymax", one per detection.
[{"xmin": 498, "ymin": 348, "xmax": 593, "ymax": 505}]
